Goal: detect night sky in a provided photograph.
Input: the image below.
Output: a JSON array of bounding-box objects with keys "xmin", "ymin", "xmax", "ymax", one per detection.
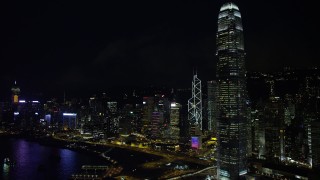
[{"xmin": 0, "ymin": 0, "xmax": 319, "ymax": 100}]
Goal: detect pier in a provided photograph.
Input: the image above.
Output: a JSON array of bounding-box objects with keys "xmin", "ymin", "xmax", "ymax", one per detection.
[
  {"xmin": 81, "ymin": 165, "xmax": 109, "ymax": 171},
  {"xmin": 70, "ymin": 165, "xmax": 109, "ymax": 180}
]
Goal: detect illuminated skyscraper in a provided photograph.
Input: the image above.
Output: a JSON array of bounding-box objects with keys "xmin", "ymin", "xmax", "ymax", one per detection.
[
  {"xmin": 11, "ymin": 81, "xmax": 20, "ymax": 104},
  {"xmin": 311, "ymin": 121, "xmax": 320, "ymax": 169},
  {"xmin": 141, "ymin": 96, "xmax": 154, "ymax": 136},
  {"xmin": 264, "ymin": 97, "xmax": 285, "ymax": 161},
  {"xmin": 62, "ymin": 113, "xmax": 77, "ymax": 130},
  {"xmin": 188, "ymin": 73, "xmax": 202, "ymax": 137},
  {"xmin": 216, "ymin": 2, "xmax": 248, "ymax": 179},
  {"xmin": 169, "ymin": 102, "xmax": 181, "ymax": 142},
  {"xmin": 207, "ymin": 80, "xmax": 218, "ymax": 134}
]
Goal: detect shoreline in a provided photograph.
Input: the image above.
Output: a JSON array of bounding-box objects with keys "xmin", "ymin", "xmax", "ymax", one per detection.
[
  {"xmin": 0, "ymin": 133, "xmax": 112, "ymax": 167},
  {"xmin": 0, "ymin": 132, "xmax": 211, "ymax": 166},
  {"xmin": 0, "ymin": 133, "xmax": 210, "ymax": 179},
  {"xmin": 0, "ymin": 133, "xmax": 166, "ymax": 178}
]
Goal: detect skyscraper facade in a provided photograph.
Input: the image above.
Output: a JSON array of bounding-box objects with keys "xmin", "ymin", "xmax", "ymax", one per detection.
[
  {"xmin": 207, "ymin": 80, "xmax": 218, "ymax": 134},
  {"xmin": 11, "ymin": 81, "xmax": 20, "ymax": 104},
  {"xmin": 216, "ymin": 2, "xmax": 248, "ymax": 179},
  {"xmin": 188, "ymin": 73, "xmax": 203, "ymax": 137},
  {"xmin": 169, "ymin": 102, "xmax": 181, "ymax": 142},
  {"xmin": 311, "ymin": 121, "xmax": 320, "ymax": 169}
]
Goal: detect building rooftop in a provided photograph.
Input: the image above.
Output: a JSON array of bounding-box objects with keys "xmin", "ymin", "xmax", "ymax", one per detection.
[{"xmin": 220, "ymin": 2, "xmax": 239, "ymax": 11}]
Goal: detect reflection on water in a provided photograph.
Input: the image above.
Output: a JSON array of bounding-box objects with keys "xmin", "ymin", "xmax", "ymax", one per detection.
[{"xmin": 0, "ymin": 137, "xmax": 107, "ymax": 180}]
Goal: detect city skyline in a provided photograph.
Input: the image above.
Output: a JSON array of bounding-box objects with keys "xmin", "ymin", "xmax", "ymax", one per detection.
[
  {"xmin": 1, "ymin": 0, "xmax": 319, "ymax": 99},
  {"xmin": 1, "ymin": 1, "xmax": 320, "ymax": 179}
]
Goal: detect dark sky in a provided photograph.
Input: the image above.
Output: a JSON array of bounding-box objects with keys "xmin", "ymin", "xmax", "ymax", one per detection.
[{"xmin": 0, "ymin": 0, "xmax": 319, "ymax": 99}]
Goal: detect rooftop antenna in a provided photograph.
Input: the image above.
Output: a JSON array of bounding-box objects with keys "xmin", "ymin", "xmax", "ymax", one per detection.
[{"xmin": 193, "ymin": 67, "xmax": 198, "ymax": 76}]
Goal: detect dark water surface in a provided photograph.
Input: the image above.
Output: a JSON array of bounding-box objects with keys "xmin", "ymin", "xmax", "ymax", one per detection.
[
  {"xmin": 0, "ymin": 136, "xmax": 202, "ymax": 179},
  {"xmin": 0, "ymin": 137, "xmax": 108, "ymax": 180}
]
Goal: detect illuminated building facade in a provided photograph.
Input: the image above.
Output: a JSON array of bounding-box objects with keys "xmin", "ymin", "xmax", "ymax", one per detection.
[
  {"xmin": 207, "ymin": 80, "xmax": 218, "ymax": 134},
  {"xmin": 151, "ymin": 111, "xmax": 163, "ymax": 139},
  {"xmin": 106, "ymin": 116, "xmax": 120, "ymax": 135},
  {"xmin": 216, "ymin": 2, "xmax": 248, "ymax": 179},
  {"xmin": 311, "ymin": 121, "xmax": 320, "ymax": 169},
  {"xmin": 188, "ymin": 73, "xmax": 202, "ymax": 136},
  {"xmin": 107, "ymin": 102, "xmax": 117, "ymax": 113},
  {"xmin": 169, "ymin": 102, "xmax": 181, "ymax": 142},
  {"xmin": 264, "ymin": 97, "xmax": 285, "ymax": 161},
  {"xmin": 152, "ymin": 94, "xmax": 169, "ymax": 139},
  {"xmin": 14, "ymin": 100, "xmax": 42, "ymax": 130},
  {"xmin": 62, "ymin": 113, "xmax": 77, "ymax": 130},
  {"xmin": 11, "ymin": 81, "xmax": 20, "ymax": 104},
  {"xmin": 142, "ymin": 96, "xmax": 154, "ymax": 137},
  {"xmin": 141, "ymin": 94, "xmax": 170, "ymax": 139}
]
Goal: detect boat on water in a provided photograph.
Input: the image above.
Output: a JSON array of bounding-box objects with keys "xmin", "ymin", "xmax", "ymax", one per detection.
[{"xmin": 3, "ymin": 157, "xmax": 15, "ymax": 166}]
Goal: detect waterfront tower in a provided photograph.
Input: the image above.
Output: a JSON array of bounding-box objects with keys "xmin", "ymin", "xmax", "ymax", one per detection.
[
  {"xmin": 216, "ymin": 2, "xmax": 248, "ymax": 179},
  {"xmin": 62, "ymin": 113, "xmax": 77, "ymax": 130}
]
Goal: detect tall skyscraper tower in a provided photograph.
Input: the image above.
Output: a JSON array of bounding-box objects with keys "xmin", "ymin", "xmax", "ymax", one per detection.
[
  {"xmin": 169, "ymin": 102, "xmax": 181, "ymax": 142},
  {"xmin": 188, "ymin": 73, "xmax": 202, "ymax": 137},
  {"xmin": 11, "ymin": 81, "xmax": 20, "ymax": 104},
  {"xmin": 216, "ymin": 2, "xmax": 248, "ymax": 179},
  {"xmin": 207, "ymin": 80, "xmax": 218, "ymax": 134}
]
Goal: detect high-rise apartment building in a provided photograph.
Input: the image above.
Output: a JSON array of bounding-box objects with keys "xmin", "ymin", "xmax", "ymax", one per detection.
[{"xmin": 216, "ymin": 2, "xmax": 248, "ymax": 179}]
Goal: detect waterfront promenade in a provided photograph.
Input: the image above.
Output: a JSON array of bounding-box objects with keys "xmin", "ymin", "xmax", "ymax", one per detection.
[{"xmin": 0, "ymin": 131, "xmax": 214, "ymax": 179}]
